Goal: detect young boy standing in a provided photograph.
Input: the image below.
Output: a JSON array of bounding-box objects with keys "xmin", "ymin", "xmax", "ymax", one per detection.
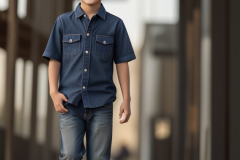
[{"xmin": 42, "ymin": 0, "xmax": 136, "ymax": 159}]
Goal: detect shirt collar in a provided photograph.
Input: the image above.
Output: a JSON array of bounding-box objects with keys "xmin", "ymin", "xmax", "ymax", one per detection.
[{"xmin": 75, "ymin": 2, "xmax": 106, "ymax": 20}]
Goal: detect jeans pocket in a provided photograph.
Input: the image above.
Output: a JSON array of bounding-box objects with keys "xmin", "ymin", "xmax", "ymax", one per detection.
[
  {"xmin": 62, "ymin": 101, "xmax": 69, "ymax": 108},
  {"xmin": 60, "ymin": 101, "xmax": 69, "ymax": 116}
]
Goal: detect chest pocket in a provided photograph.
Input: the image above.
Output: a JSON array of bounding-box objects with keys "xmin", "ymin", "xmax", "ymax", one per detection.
[
  {"xmin": 95, "ymin": 35, "xmax": 114, "ymax": 58},
  {"xmin": 62, "ymin": 34, "xmax": 81, "ymax": 57}
]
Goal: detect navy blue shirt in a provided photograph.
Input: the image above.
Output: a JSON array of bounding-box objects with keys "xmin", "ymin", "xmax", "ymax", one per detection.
[{"xmin": 42, "ymin": 2, "xmax": 136, "ymax": 108}]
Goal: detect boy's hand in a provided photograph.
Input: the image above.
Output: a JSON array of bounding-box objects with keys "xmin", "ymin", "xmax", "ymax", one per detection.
[
  {"xmin": 50, "ymin": 91, "xmax": 69, "ymax": 113},
  {"xmin": 119, "ymin": 100, "xmax": 131, "ymax": 124}
]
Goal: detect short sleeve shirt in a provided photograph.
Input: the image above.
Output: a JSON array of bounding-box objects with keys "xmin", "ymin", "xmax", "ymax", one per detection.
[{"xmin": 42, "ymin": 2, "xmax": 136, "ymax": 108}]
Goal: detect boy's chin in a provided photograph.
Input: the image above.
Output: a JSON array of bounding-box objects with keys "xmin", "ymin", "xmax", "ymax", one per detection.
[{"xmin": 81, "ymin": 0, "xmax": 101, "ymax": 5}]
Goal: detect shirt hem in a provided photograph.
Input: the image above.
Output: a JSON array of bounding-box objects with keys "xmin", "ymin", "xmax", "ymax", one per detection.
[
  {"xmin": 65, "ymin": 94, "xmax": 114, "ymax": 108},
  {"xmin": 42, "ymin": 50, "xmax": 62, "ymax": 63},
  {"xmin": 114, "ymin": 53, "xmax": 136, "ymax": 64}
]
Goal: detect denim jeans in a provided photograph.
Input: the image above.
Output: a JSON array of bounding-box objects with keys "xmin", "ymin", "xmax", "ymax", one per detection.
[{"xmin": 59, "ymin": 99, "xmax": 113, "ymax": 160}]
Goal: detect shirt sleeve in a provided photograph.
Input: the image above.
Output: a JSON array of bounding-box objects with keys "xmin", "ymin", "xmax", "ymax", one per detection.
[
  {"xmin": 42, "ymin": 15, "xmax": 63, "ymax": 63},
  {"xmin": 113, "ymin": 19, "xmax": 136, "ymax": 64}
]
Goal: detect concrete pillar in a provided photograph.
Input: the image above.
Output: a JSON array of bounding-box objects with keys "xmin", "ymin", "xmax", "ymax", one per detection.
[{"xmin": 4, "ymin": 0, "xmax": 19, "ymax": 160}]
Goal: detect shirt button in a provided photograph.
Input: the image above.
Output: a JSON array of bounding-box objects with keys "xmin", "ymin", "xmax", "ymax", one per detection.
[
  {"xmin": 84, "ymin": 14, "xmax": 86, "ymax": 17},
  {"xmin": 83, "ymin": 86, "xmax": 86, "ymax": 89},
  {"xmin": 84, "ymin": 69, "xmax": 87, "ymax": 72},
  {"xmin": 87, "ymin": 33, "xmax": 90, "ymax": 36},
  {"xmin": 103, "ymin": 40, "xmax": 106, "ymax": 44},
  {"xmin": 69, "ymin": 39, "xmax": 72, "ymax": 43},
  {"xmin": 85, "ymin": 50, "xmax": 88, "ymax": 54}
]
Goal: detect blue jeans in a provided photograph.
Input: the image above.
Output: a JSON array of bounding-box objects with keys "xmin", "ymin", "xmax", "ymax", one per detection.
[{"xmin": 59, "ymin": 99, "xmax": 113, "ymax": 160}]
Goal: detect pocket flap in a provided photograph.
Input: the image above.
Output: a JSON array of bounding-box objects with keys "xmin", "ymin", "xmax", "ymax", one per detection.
[
  {"xmin": 96, "ymin": 35, "xmax": 113, "ymax": 44},
  {"xmin": 63, "ymin": 34, "xmax": 81, "ymax": 43}
]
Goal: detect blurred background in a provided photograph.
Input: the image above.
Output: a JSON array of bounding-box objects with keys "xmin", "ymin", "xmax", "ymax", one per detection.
[{"xmin": 0, "ymin": 0, "xmax": 240, "ymax": 160}]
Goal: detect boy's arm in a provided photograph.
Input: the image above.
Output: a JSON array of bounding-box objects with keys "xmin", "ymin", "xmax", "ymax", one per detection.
[
  {"xmin": 42, "ymin": 16, "xmax": 68, "ymax": 113},
  {"xmin": 49, "ymin": 59, "xmax": 61, "ymax": 95},
  {"xmin": 113, "ymin": 19, "xmax": 136, "ymax": 124},
  {"xmin": 48, "ymin": 59, "xmax": 68, "ymax": 113},
  {"xmin": 116, "ymin": 62, "xmax": 131, "ymax": 124}
]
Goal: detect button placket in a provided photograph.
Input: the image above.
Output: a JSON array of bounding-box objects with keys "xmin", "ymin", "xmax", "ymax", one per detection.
[{"xmin": 82, "ymin": 16, "xmax": 96, "ymax": 108}]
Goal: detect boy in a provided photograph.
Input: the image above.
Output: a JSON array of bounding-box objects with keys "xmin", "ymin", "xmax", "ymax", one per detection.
[{"xmin": 42, "ymin": 0, "xmax": 136, "ymax": 160}]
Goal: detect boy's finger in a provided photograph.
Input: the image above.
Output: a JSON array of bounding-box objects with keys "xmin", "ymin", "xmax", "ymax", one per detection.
[
  {"xmin": 62, "ymin": 94, "xmax": 68, "ymax": 102},
  {"xmin": 120, "ymin": 118, "xmax": 127, "ymax": 123},
  {"xmin": 119, "ymin": 108, "xmax": 124, "ymax": 118},
  {"xmin": 55, "ymin": 105, "xmax": 60, "ymax": 112},
  {"xmin": 120, "ymin": 112, "xmax": 128, "ymax": 123},
  {"xmin": 126, "ymin": 114, "xmax": 130, "ymax": 122},
  {"xmin": 124, "ymin": 112, "xmax": 130, "ymax": 122},
  {"xmin": 57, "ymin": 105, "xmax": 62, "ymax": 113},
  {"xmin": 63, "ymin": 98, "xmax": 68, "ymax": 102},
  {"xmin": 60, "ymin": 104, "xmax": 68, "ymax": 113}
]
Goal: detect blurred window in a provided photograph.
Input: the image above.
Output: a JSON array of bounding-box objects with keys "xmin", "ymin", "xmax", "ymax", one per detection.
[
  {"xmin": 0, "ymin": 0, "xmax": 8, "ymax": 11},
  {"xmin": 0, "ymin": 48, "xmax": 7, "ymax": 128},
  {"xmin": 17, "ymin": 0, "xmax": 27, "ymax": 19},
  {"xmin": 36, "ymin": 63, "xmax": 49, "ymax": 144},
  {"xmin": 14, "ymin": 58, "xmax": 24, "ymax": 136},
  {"xmin": 21, "ymin": 60, "xmax": 33, "ymax": 139}
]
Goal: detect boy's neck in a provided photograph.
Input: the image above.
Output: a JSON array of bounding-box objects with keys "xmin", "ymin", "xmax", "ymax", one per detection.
[{"xmin": 80, "ymin": 1, "xmax": 101, "ymax": 20}]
